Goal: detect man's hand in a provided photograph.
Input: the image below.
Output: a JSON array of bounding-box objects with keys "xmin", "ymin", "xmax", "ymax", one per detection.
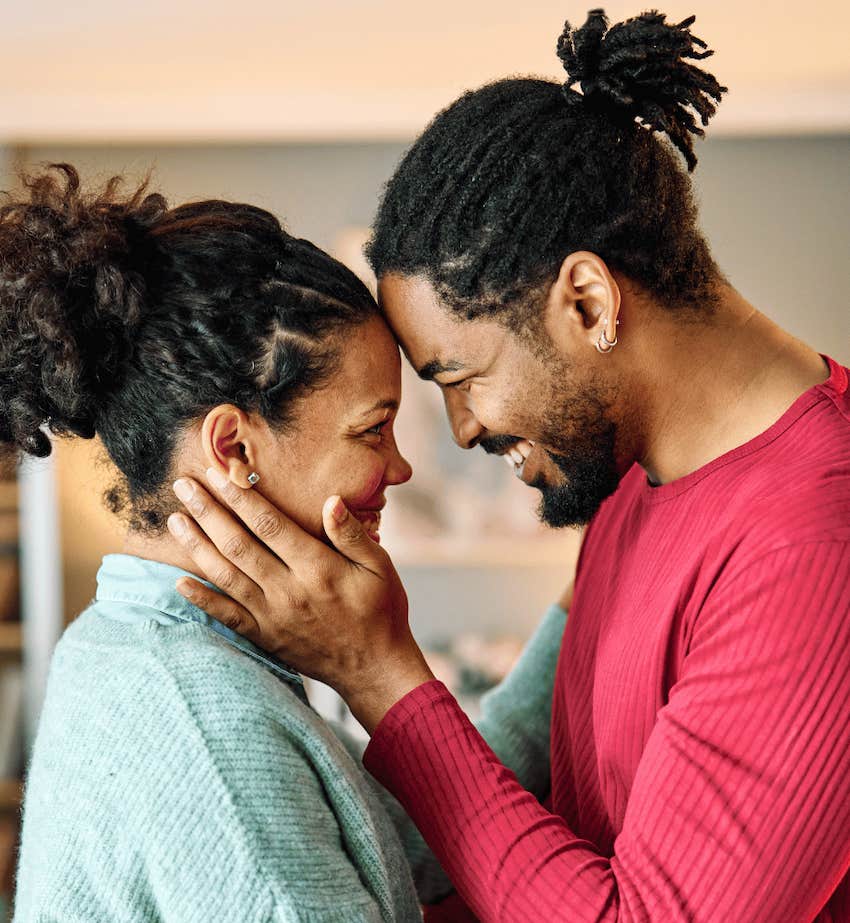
[{"xmin": 167, "ymin": 468, "xmax": 434, "ymax": 732}]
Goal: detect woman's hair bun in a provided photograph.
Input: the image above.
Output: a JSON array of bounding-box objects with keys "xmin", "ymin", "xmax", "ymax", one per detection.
[
  {"xmin": 0, "ymin": 163, "xmax": 168, "ymax": 458},
  {"xmin": 556, "ymin": 8, "xmax": 727, "ymax": 170}
]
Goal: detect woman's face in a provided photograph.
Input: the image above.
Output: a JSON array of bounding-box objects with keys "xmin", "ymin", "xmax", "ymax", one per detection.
[{"xmin": 253, "ymin": 315, "xmax": 412, "ymax": 543}]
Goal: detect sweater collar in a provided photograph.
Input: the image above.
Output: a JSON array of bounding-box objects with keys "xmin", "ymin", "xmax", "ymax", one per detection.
[{"xmin": 95, "ymin": 553, "xmax": 305, "ymax": 694}]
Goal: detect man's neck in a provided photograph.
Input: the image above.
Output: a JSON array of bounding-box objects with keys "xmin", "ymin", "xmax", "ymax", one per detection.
[{"xmin": 631, "ymin": 285, "xmax": 829, "ymax": 486}]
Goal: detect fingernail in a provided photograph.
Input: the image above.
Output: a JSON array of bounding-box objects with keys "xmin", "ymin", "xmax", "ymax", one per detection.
[
  {"xmin": 332, "ymin": 497, "xmax": 348, "ymax": 523},
  {"xmin": 173, "ymin": 479, "xmax": 193, "ymax": 502},
  {"xmin": 207, "ymin": 467, "xmax": 228, "ymax": 490},
  {"xmin": 176, "ymin": 579, "xmax": 195, "ymax": 600},
  {"xmin": 167, "ymin": 513, "xmax": 187, "ymax": 537}
]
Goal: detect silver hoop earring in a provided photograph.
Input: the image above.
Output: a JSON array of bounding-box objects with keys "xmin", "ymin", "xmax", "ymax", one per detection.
[
  {"xmin": 247, "ymin": 472, "xmax": 260, "ymax": 486},
  {"xmin": 595, "ymin": 318, "xmax": 619, "ymax": 354}
]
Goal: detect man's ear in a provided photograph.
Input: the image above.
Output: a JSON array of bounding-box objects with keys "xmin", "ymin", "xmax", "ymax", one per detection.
[
  {"xmin": 544, "ymin": 251, "xmax": 621, "ymax": 353},
  {"xmin": 200, "ymin": 404, "xmax": 260, "ymax": 490}
]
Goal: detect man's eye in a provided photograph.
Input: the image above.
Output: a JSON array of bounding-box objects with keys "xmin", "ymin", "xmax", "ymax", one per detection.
[{"xmin": 366, "ymin": 421, "xmax": 387, "ymax": 435}]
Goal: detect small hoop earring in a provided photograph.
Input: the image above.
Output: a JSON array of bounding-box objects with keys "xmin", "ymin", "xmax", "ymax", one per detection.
[
  {"xmin": 595, "ymin": 317, "xmax": 619, "ymax": 354},
  {"xmin": 247, "ymin": 472, "xmax": 260, "ymax": 486}
]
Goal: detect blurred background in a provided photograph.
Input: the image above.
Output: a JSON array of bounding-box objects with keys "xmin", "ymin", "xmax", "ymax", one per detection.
[{"xmin": 0, "ymin": 1, "xmax": 848, "ymax": 912}]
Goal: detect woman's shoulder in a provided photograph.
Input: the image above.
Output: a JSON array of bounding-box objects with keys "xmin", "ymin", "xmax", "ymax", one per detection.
[
  {"xmin": 55, "ymin": 605, "xmax": 314, "ymax": 742},
  {"xmin": 24, "ymin": 610, "xmax": 403, "ymax": 923},
  {"xmin": 40, "ymin": 604, "xmax": 367, "ymax": 814}
]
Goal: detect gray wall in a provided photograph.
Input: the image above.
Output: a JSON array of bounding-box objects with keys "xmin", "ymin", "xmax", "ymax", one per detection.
[{"xmin": 694, "ymin": 136, "xmax": 849, "ymax": 363}]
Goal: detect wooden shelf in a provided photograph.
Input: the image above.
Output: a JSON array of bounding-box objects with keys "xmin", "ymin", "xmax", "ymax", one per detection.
[
  {"xmin": 0, "ymin": 780, "xmax": 21, "ymax": 813},
  {"xmin": 0, "ymin": 624, "xmax": 21, "ymax": 657}
]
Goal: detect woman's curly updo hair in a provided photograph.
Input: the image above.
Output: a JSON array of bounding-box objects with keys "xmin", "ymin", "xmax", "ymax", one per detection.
[
  {"xmin": 367, "ymin": 8, "xmax": 728, "ymax": 325},
  {"xmin": 0, "ymin": 164, "xmax": 377, "ymax": 531}
]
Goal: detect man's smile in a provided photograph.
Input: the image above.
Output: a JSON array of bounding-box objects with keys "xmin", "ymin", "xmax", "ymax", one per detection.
[{"xmin": 497, "ymin": 438, "xmax": 537, "ymax": 482}]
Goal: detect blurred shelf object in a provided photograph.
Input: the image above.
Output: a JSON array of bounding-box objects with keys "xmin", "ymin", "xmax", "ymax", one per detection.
[
  {"xmin": 0, "ymin": 782, "xmax": 21, "ymax": 814},
  {"xmin": 0, "ymin": 810, "xmax": 17, "ymax": 923},
  {"xmin": 0, "ymin": 625, "xmax": 21, "ymax": 658},
  {"xmin": 0, "ymin": 476, "xmax": 19, "ymax": 626}
]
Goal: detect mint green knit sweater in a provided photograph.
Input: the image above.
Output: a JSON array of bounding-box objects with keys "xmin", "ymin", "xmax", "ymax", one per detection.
[{"xmin": 14, "ymin": 554, "xmax": 566, "ymax": 922}]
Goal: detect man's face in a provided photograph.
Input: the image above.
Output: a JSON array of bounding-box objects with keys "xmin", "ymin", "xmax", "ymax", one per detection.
[{"xmin": 378, "ymin": 273, "xmax": 624, "ymax": 528}]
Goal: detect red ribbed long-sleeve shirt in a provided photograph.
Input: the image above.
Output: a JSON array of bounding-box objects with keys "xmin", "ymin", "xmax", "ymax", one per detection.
[{"xmin": 364, "ymin": 356, "xmax": 850, "ymax": 922}]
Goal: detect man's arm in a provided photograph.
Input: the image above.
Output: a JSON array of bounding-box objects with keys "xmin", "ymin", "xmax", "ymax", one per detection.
[
  {"xmin": 333, "ymin": 602, "xmax": 567, "ymax": 904},
  {"xmin": 363, "ymin": 541, "xmax": 850, "ymax": 921}
]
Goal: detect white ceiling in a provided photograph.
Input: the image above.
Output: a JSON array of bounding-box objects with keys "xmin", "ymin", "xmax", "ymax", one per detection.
[{"xmin": 3, "ymin": 0, "xmax": 848, "ymax": 141}]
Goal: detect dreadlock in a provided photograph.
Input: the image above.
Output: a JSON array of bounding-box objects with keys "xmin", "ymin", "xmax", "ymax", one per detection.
[{"xmin": 367, "ymin": 8, "xmax": 728, "ymax": 325}]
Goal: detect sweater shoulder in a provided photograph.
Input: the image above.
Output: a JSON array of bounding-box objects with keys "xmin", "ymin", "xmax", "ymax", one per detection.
[
  {"xmin": 25, "ymin": 612, "xmax": 387, "ymax": 916},
  {"xmin": 49, "ymin": 609, "xmax": 323, "ymax": 766}
]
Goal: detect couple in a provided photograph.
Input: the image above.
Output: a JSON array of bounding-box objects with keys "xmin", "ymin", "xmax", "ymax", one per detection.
[{"xmin": 6, "ymin": 9, "xmax": 850, "ymax": 923}]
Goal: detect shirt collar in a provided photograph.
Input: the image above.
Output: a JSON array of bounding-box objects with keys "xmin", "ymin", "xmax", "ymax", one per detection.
[{"xmin": 95, "ymin": 553, "xmax": 305, "ymax": 694}]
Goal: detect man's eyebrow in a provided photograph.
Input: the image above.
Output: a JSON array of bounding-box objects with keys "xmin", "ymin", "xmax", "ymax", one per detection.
[
  {"xmin": 417, "ymin": 359, "xmax": 465, "ymax": 381},
  {"xmin": 355, "ymin": 398, "xmax": 399, "ymax": 420}
]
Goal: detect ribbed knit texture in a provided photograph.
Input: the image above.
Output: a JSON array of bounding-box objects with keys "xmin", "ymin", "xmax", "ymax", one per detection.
[
  {"xmin": 365, "ymin": 356, "xmax": 850, "ymax": 922},
  {"xmin": 14, "ymin": 554, "xmax": 568, "ymax": 922}
]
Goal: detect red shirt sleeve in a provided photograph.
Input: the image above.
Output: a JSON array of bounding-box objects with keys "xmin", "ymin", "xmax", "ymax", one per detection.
[{"xmin": 364, "ymin": 541, "xmax": 850, "ymax": 922}]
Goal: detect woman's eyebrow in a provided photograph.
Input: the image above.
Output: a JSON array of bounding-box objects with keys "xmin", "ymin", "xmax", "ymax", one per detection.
[{"xmin": 355, "ymin": 398, "xmax": 399, "ymax": 420}]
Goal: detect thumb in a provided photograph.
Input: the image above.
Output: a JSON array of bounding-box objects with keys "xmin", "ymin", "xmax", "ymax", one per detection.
[{"xmin": 322, "ymin": 495, "xmax": 383, "ymax": 566}]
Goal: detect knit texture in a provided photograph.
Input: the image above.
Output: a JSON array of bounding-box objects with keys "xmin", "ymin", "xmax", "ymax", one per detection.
[
  {"xmin": 365, "ymin": 356, "xmax": 850, "ymax": 922},
  {"xmin": 15, "ymin": 553, "xmax": 567, "ymax": 922},
  {"xmin": 15, "ymin": 555, "xmax": 421, "ymax": 922}
]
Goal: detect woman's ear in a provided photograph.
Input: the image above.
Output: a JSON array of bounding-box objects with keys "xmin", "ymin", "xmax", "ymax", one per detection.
[
  {"xmin": 545, "ymin": 250, "xmax": 621, "ymax": 353},
  {"xmin": 200, "ymin": 404, "xmax": 260, "ymax": 489}
]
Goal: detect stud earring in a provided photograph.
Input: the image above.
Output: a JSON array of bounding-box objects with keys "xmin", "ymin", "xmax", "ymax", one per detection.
[{"xmin": 247, "ymin": 472, "xmax": 260, "ymax": 486}]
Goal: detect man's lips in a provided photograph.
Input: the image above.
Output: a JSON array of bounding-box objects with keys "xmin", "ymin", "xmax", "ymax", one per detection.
[{"xmin": 497, "ymin": 439, "xmax": 538, "ymax": 483}]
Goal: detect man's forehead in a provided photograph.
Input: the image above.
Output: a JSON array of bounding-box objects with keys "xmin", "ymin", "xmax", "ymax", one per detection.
[{"xmin": 377, "ymin": 273, "xmax": 491, "ymax": 368}]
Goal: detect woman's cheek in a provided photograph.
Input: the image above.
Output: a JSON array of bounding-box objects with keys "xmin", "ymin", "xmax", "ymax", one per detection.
[{"xmin": 342, "ymin": 455, "xmax": 386, "ymax": 507}]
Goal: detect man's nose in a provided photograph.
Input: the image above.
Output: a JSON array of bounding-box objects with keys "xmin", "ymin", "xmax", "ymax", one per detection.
[{"xmin": 443, "ymin": 389, "xmax": 484, "ymax": 450}]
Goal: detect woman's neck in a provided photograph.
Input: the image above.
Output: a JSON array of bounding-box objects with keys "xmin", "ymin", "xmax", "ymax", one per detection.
[{"xmin": 121, "ymin": 530, "xmax": 207, "ymax": 581}]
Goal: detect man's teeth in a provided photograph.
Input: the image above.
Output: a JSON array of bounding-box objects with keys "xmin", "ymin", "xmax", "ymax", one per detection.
[{"xmin": 503, "ymin": 440, "xmax": 535, "ymax": 470}]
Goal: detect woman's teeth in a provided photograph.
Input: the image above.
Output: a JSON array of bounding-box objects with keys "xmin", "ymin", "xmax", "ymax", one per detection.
[{"xmin": 354, "ymin": 510, "xmax": 381, "ymax": 535}]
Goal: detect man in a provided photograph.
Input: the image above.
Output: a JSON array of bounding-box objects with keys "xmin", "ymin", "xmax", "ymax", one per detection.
[{"xmin": 166, "ymin": 10, "xmax": 850, "ymax": 921}]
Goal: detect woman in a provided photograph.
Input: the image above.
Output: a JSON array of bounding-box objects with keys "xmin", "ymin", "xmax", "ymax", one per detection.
[{"xmin": 1, "ymin": 166, "xmax": 566, "ymax": 922}]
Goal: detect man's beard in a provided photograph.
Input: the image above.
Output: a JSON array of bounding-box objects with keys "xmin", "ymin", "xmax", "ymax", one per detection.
[
  {"xmin": 482, "ymin": 381, "xmax": 622, "ymax": 529},
  {"xmin": 534, "ymin": 403, "xmax": 620, "ymax": 527}
]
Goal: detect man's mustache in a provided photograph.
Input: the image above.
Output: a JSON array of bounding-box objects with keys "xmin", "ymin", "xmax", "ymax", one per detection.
[{"xmin": 479, "ymin": 434, "xmax": 524, "ymax": 455}]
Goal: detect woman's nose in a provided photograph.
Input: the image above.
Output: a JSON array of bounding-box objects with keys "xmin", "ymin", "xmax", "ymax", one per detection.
[{"xmin": 385, "ymin": 444, "xmax": 413, "ymax": 486}]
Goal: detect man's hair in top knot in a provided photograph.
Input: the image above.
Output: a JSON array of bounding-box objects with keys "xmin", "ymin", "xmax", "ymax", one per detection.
[
  {"xmin": 557, "ymin": 9, "xmax": 727, "ymax": 171},
  {"xmin": 367, "ymin": 7, "xmax": 728, "ymax": 328}
]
